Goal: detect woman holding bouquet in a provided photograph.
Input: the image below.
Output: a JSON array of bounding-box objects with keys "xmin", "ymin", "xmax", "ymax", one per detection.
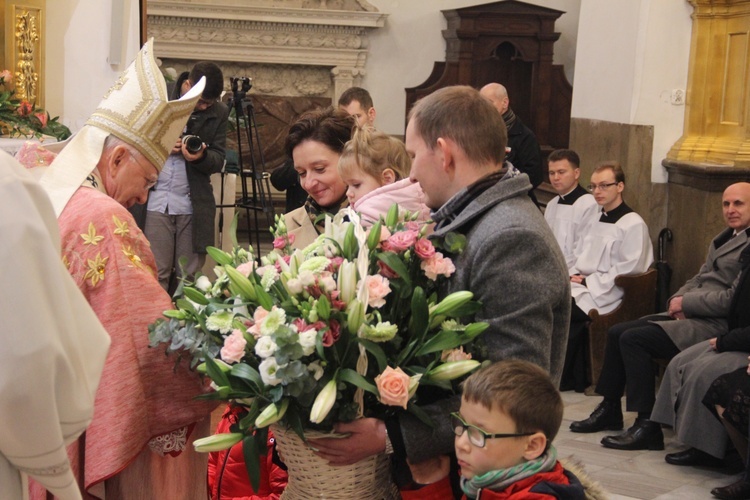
[{"xmin": 283, "ymin": 107, "xmax": 354, "ymax": 248}]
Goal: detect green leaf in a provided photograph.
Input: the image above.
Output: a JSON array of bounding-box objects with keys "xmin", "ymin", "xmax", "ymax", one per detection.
[
  {"xmin": 406, "ymin": 401, "xmax": 434, "ymax": 427},
  {"xmin": 205, "ymin": 357, "xmax": 230, "ymax": 388},
  {"xmin": 230, "ymin": 363, "xmax": 264, "ymax": 391},
  {"xmin": 339, "ymin": 368, "xmax": 379, "ymax": 395},
  {"xmin": 182, "ymin": 286, "xmax": 209, "ymax": 305},
  {"xmin": 206, "ymin": 246, "xmax": 234, "ymax": 265},
  {"xmin": 377, "ymin": 252, "xmax": 412, "ymax": 285},
  {"xmin": 413, "ymin": 324, "xmax": 488, "ymax": 358},
  {"xmin": 358, "ymin": 338, "xmax": 387, "ymax": 373},
  {"xmin": 255, "ymin": 284, "xmax": 274, "ymax": 311},
  {"xmin": 242, "ymin": 433, "xmax": 262, "ymax": 492},
  {"xmin": 408, "ymin": 286, "xmax": 428, "ymax": 339}
]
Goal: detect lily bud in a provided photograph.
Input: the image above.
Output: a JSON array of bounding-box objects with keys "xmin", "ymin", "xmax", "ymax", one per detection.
[
  {"xmin": 367, "ymin": 221, "xmax": 383, "ymax": 251},
  {"xmin": 310, "ymin": 379, "xmax": 338, "ymax": 424},
  {"xmin": 347, "ymin": 299, "xmax": 365, "ymax": 333},
  {"xmin": 196, "ymin": 359, "xmax": 233, "ymax": 374},
  {"xmin": 337, "ymin": 261, "xmax": 358, "ymax": 304},
  {"xmin": 193, "ymin": 432, "xmax": 244, "ymax": 452},
  {"xmin": 426, "ymin": 360, "xmax": 481, "ymax": 381},
  {"xmin": 225, "ymin": 265, "xmax": 257, "ymax": 301},
  {"xmin": 255, "ymin": 399, "xmax": 290, "ymax": 428},
  {"xmin": 385, "ymin": 204, "xmax": 399, "ymax": 227},
  {"xmin": 430, "ymin": 291, "xmax": 474, "ymax": 318},
  {"xmin": 408, "ymin": 374, "xmax": 423, "ymax": 399}
]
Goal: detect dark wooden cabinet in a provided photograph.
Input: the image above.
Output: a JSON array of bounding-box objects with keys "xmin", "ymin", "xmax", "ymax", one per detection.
[{"xmin": 405, "ymin": 0, "xmax": 572, "ymax": 154}]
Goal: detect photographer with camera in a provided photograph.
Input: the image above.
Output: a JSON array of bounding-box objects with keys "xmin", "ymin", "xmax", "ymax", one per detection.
[{"xmin": 131, "ymin": 61, "xmax": 229, "ymax": 293}]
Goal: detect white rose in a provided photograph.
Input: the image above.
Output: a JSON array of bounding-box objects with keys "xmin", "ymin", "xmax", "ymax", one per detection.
[
  {"xmin": 195, "ymin": 275, "xmax": 212, "ymax": 292},
  {"xmin": 255, "ymin": 336, "xmax": 279, "ymax": 358},
  {"xmin": 259, "ymin": 357, "xmax": 283, "ymax": 386},
  {"xmin": 298, "ymin": 329, "xmax": 317, "ymax": 356}
]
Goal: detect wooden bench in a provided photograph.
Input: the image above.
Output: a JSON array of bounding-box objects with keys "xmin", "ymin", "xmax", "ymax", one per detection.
[{"xmin": 586, "ymin": 269, "xmax": 658, "ymax": 389}]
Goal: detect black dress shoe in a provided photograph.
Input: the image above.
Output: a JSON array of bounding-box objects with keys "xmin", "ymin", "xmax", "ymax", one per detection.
[
  {"xmin": 711, "ymin": 479, "xmax": 750, "ymax": 499},
  {"xmin": 600, "ymin": 418, "xmax": 664, "ymax": 450},
  {"xmin": 570, "ymin": 400, "xmax": 623, "ymax": 433},
  {"xmin": 665, "ymin": 447, "xmax": 725, "ymax": 467}
]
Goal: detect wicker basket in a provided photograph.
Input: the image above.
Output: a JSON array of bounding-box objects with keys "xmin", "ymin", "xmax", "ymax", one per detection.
[{"xmin": 272, "ymin": 425, "xmax": 400, "ymax": 499}]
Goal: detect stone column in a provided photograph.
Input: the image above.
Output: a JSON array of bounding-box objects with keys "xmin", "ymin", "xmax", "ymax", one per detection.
[{"xmin": 331, "ymin": 66, "xmax": 364, "ymax": 103}]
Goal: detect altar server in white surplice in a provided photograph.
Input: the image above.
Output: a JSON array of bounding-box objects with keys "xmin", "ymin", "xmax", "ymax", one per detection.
[
  {"xmin": 0, "ymin": 152, "xmax": 110, "ymax": 500},
  {"xmin": 544, "ymin": 149, "xmax": 599, "ymax": 269},
  {"xmin": 570, "ymin": 161, "xmax": 654, "ymax": 316}
]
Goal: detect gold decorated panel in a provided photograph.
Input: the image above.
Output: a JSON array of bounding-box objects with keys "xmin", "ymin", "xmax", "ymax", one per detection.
[{"xmin": 1, "ymin": 0, "xmax": 45, "ymax": 108}]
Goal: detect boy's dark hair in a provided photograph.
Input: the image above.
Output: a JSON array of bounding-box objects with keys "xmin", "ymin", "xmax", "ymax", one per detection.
[
  {"xmin": 547, "ymin": 149, "xmax": 580, "ymax": 169},
  {"xmin": 338, "ymin": 87, "xmax": 374, "ymax": 110},
  {"xmin": 593, "ymin": 161, "xmax": 625, "ymax": 184},
  {"xmin": 461, "ymin": 360, "xmax": 563, "ymax": 442},
  {"xmin": 285, "ymin": 106, "xmax": 356, "ymax": 158},
  {"xmin": 188, "ymin": 61, "xmax": 224, "ymax": 101}
]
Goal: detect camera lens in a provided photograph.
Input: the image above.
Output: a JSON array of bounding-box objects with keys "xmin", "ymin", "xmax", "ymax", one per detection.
[{"xmin": 182, "ymin": 135, "xmax": 203, "ymax": 154}]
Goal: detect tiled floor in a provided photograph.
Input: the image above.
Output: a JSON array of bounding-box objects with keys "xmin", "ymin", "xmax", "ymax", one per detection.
[{"xmin": 557, "ymin": 391, "xmax": 743, "ymax": 499}]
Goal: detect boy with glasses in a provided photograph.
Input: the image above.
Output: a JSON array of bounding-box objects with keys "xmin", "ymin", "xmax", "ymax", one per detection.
[{"xmin": 401, "ymin": 360, "xmax": 601, "ymax": 499}]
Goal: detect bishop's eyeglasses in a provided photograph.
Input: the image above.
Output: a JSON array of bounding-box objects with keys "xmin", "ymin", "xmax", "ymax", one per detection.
[{"xmin": 450, "ymin": 412, "xmax": 534, "ymax": 448}]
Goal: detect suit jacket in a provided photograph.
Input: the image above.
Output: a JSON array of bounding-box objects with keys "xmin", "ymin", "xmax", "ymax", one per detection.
[{"xmin": 655, "ymin": 227, "xmax": 750, "ymax": 349}]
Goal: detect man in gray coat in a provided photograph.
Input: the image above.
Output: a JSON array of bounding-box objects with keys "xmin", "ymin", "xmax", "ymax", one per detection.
[
  {"xmin": 570, "ymin": 182, "xmax": 750, "ymax": 453},
  {"xmin": 309, "ymin": 85, "xmax": 570, "ymax": 488}
]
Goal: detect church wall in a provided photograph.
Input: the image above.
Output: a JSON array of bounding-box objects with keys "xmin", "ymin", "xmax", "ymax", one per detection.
[
  {"xmin": 45, "ymin": 0, "xmax": 142, "ymax": 132},
  {"xmin": 365, "ymin": 0, "xmax": 581, "ymax": 136}
]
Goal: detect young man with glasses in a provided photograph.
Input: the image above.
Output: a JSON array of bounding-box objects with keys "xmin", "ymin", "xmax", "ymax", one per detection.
[
  {"xmin": 400, "ymin": 361, "xmax": 598, "ymax": 499},
  {"xmin": 132, "ymin": 61, "xmax": 229, "ymax": 293},
  {"xmin": 561, "ymin": 162, "xmax": 654, "ymax": 393}
]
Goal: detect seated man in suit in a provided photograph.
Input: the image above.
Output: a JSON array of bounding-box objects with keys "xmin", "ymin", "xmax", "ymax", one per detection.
[{"xmin": 570, "ymin": 182, "xmax": 750, "ymax": 452}]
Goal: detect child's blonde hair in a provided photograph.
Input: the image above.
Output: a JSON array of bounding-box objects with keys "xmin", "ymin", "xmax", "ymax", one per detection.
[{"xmin": 338, "ymin": 125, "xmax": 411, "ymax": 182}]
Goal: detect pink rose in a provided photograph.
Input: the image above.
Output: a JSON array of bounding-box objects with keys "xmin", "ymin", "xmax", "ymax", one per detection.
[
  {"xmin": 421, "ymin": 252, "xmax": 456, "ymax": 280},
  {"xmin": 236, "ymin": 261, "xmax": 255, "ymax": 277},
  {"xmin": 16, "ymin": 100, "xmax": 32, "ymax": 116},
  {"xmin": 0, "ymin": 69, "xmax": 11, "ymax": 82},
  {"xmin": 273, "ymin": 234, "xmax": 295, "ymax": 249},
  {"xmin": 377, "ymin": 260, "xmax": 400, "ymax": 279},
  {"xmin": 404, "ymin": 221, "xmax": 421, "ymax": 232},
  {"xmin": 382, "ymin": 230, "xmax": 418, "ymax": 253},
  {"xmin": 375, "ymin": 366, "xmax": 411, "ymax": 409},
  {"xmin": 441, "ymin": 347, "xmax": 473, "ymax": 362},
  {"xmin": 34, "ymin": 112, "xmax": 48, "ymax": 128},
  {"xmin": 322, "ymin": 319, "xmax": 341, "ymax": 347},
  {"xmin": 414, "ymin": 238, "xmax": 436, "ymax": 260},
  {"xmin": 327, "ymin": 257, "xmax": 344, "ymax": 273},
  {"xmin": 365, "ymin": 275, "xmax": 391, "ymax": 308},
  {"xmin": 220, "ymin": 329, "xmax": 247, "ymax": 364}
]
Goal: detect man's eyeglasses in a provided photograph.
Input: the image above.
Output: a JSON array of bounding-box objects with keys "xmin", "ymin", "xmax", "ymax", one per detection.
[
  {"xmin": 450, "ymin": 412, "xmax": 534, "ymax": 448},
  {"xmin": 128, "ymin": 151, "xmax": 158, "ymax": 190},
  {"xmin": 587, "ymin": 182, "xmax": 619, "ymax": 192}
]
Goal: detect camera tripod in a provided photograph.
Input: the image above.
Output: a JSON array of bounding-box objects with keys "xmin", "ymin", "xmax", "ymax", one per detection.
[{"xmin": 217, "ymin": 77, "xmax": 275, "ymax": 255}]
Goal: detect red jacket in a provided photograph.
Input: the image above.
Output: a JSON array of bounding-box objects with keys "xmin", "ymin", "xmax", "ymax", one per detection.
[
  {"xmin": 401, "ymin": 462, "xmax": 586, "ymax": 500},
  {"xmin": 207, "ymin": 405, "xmax": 288, "ymax": 500}
]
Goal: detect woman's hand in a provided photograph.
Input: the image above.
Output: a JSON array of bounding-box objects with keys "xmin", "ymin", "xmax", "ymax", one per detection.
[{"xmin": 308, "ymin": 418, "xmax": 386, "ymax": 466}]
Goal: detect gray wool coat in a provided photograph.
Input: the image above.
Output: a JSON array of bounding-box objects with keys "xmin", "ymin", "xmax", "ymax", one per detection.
[
  {"xmin": 652, "ymin": 228, "xmax": 749, "ymax": 350},
  {"xmin": 397, "ymin": 172, "xmax": 571, "ymax": 463}
]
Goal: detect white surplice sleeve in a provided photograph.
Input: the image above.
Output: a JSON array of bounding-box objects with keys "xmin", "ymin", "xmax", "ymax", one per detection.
[{"xmin": 0, "ymin": 156, "xmax": 110, "ymax": 499}]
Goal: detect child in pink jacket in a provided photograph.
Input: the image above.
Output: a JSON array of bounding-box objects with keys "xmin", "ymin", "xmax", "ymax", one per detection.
[{"xmin": 338, "ymin": 126, "xmax": 430, "ymax": 227}]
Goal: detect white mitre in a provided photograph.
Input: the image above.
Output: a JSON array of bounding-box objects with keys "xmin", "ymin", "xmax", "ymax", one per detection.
[{"xmin": 40, "ymin": 38, "xmax": 205, "ymax": 217}]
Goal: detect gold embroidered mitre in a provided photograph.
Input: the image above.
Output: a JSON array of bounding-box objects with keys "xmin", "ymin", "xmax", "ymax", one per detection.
[
  {"xmin": 41, "ymin": 38, "xmax": 205, "ymax": 217},
  {"xmin": 86, "ymin": 38, "xmax": 203, "ymax": 170}
]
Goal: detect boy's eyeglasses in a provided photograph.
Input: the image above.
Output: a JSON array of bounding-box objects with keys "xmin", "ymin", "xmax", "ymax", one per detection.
[
  {"xmin": 587, "ymin": 182, "xmax": 619, "ymax": 192},
  {"xmin": 450, "ymin": 412, "xmax": 534, "ymax": 448}
]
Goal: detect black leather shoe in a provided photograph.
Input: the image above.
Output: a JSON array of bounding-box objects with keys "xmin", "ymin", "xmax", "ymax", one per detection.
[
  {"xmin": 600, "ymin": 418, "xmax": 664, "ymax": 450},
  {"xmin": 665, "ymin": 447, "xmax": 725, "ymax": 467},
  {"xmin": 569, "ymin": 400, "xmax": 623, "ymax": 433},
  {"xmin": 711, "ymin": 479, "xmax": 750, "ymax": 499}
]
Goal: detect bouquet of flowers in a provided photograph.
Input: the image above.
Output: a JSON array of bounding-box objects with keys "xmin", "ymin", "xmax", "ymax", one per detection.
[
  {"xmin": 0, "ymin": 69, "xmax": 72, "ymax": 141},
  {"xmin": 149, "ymin": 205, "xmax": 487, "ymax": 489}
]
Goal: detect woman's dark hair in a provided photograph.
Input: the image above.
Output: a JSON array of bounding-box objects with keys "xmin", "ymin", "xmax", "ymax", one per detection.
[{"xmin": 285, "ymin": 107, "xmax": 356, "ymax": 158}]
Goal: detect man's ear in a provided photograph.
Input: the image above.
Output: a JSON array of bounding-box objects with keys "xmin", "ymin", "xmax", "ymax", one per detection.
[
  {"xmin": 108, "ymin": 145, "xmax": 130, "ymax": 176},
  {"xmin": 522, "ymin": 432, "xmax": 548, "ymax": 461},
  {"xmin": 435, "ymin": 137, "xmax": 454, "ymax": 174},
  {"xmin": 367, "ymin": 106, "xmax": 376, "ymax": 123},
  {"xmin": 381, "ymin": 168, "xmax": 396, "ymax": 185}
]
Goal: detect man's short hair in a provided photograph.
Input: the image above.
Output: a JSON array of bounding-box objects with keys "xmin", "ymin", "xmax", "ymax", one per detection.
[
  {"xmin": 338, "ymin": 87, "xmax": 374, "ymax": 110},
  {"xmin": 462, "ymin": 360, "xmax": 563, "ymax": 442},
  {"xmin": 285, "ymin": 106, "xmax": 356, "ymax": 158},
  {"xmin": 408, "ymin": 85, "xmax": 507, "ymax": 167},
  {"xmin": 189, "ymin": 62, "xmax": 224, "ymax": 101},
  {"xmin": 547, "ymin": 149, "xmax": 580, "ymax": 169},
  {"xmin": 593, "ymin": 161, "xmax": 625, "ymax": 184}
]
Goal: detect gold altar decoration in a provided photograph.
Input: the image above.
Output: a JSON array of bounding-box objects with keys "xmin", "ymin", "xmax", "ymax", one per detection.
[
  {"xmin": 1, "ymin": 0, "xmax": 45, "ymax": 108},
  {"xmin": 668, "ymin": 0, "xmax": 750, "ymax": 166}
]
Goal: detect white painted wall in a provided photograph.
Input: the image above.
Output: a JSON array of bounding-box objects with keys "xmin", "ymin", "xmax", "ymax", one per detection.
[
  {"xmin": 46, "ymin": 0, "xmax": 142, "ymax": 132},
  {"xmin": 365, "ymin": 0, "xmax": 582, "ymax": 135},
  {"xmin": 572, "ymin": 0, "xmax": 692, "ymax": 182}
]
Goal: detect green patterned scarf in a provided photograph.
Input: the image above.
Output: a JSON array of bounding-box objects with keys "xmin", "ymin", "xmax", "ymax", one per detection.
[
  {"xmin": 461, "ymin": 445, "xmax": 558, "ymax": 499},
  {"xmin": 303, "ymin": 195, "xmax": 348, "ymax": 234}
]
